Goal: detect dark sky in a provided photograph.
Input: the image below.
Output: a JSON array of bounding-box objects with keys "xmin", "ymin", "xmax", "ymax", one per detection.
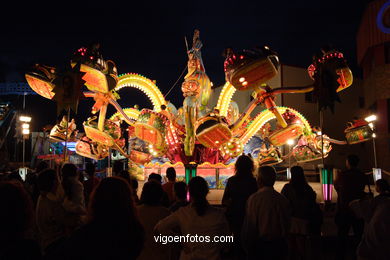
[{"xmin": 0, "ymin": 0, "xmax": 371, "ymax": 130}]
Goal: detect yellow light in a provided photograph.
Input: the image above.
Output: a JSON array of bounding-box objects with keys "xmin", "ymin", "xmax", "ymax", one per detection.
[
  {"xmin": 116, "ymin": 74, "xmax": 166, "ymax": 112},
  {"xmin": 372, "ymin": 133, "xmax": 376, "ymax": 138},
  {"xmin": 241, "ymin": 107, "xmax": 311, "ymax": 146},
  {"xmin": 216, "ymin": 82, "xmax": 236, "ymax": 117},
  {"xmin": 242, "ymin": 81, "xmax": 248, "ymax": 86},
  {"xmin": 365, "ymin": 115, "xmax": 377, "ymax": 123},
  {"xmin": 22, "ymin": 129, "xmax": 30, "ymax": 135},
  {"xmin": 287, "ymin": 139, "xmax": 294, "ymax": 146},
  {"xmin": 19, "ymin": 116, "xmax": 31, "ymax": 122},
  {"xmin": 239, "ymin": 77, "xmax": 245, "ymax": 83},
  {"xmin": 22, "ymin": 123, "xmax": 29, "ymax": 129},
  {"xmin": 368, "ymin": 123, "xmax": 374, "ymax": 129}
]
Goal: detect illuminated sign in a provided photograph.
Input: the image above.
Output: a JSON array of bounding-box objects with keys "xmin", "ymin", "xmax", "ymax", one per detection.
[
  {"xmin": 377, "ymin": 1, "xmax": 390, "ymax": 34},
  {"xmin": 60, "ymin": 142, "xmax": 77, "ymax": 152}
]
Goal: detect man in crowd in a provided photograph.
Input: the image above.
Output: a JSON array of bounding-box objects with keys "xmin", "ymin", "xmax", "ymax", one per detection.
[
  {"xmin": 242, "ymin": 166, "xmax": 291, "ymax": 260},
  {"xmin": 334, "ymin": 154, "xmax": 367, "ymax": 259},
  {"xmin": 162, "ymin": 167, "xmax": 176, "ymax": 204}
]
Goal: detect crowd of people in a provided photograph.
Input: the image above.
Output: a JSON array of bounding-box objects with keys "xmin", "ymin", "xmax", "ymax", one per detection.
[{"xmin": 0, "ymin": 154, "xmax": 389, "ymax": 260}]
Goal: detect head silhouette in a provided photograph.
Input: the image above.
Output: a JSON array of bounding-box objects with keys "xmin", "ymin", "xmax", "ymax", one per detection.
[
  {"xmin": 37, "ymin": 169, "xmax": 58, "ymax": 193},
  {"xmin": 174, "ymin": 181, "xmax": 187, "ymax": 201},
  {"xmin": 235, "ymin": 154, "xmax": 254, "ymax": 178},
  {"xmin": 148, "ymin": 173, "xmax": 162, "ymax": 183},
  {"xmin": 346, "ymin": 154, "xmax": 359, "ymax": 169},
  {"xmin": 188, "ymin": 176, "xmax": 209, "ymax": 216},
  {"xmin": 140, "ymin": 181, "xmax": 164, "ymax": 206},
  {"xmin": 258, "ymin": 166, "xmax": 276, "ymax": 188},
  {"xmin": 85, "ymin": 162, "xmax": 96, "ymax": 177},
  {"xmin": 89, "ymin": 177, "xmax": 138, "ymax": 225},
  {"xmin": 166, "ymin": 167, "xmax": 176, "ymax": 182}
]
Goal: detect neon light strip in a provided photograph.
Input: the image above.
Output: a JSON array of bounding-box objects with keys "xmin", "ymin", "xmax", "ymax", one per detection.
[
  {"xmin": 240, "ymin": 106, "xmax": 312, "ymax": 145},
  {"xmin": 144, "ymin": 161, "xmax": 235, "ymax": 168},
  {"xmin": 215, "ymin": 82, "xmax": 236, "ymax": 117},
  {"xmin": 377, "ymin": 1, "xmax": 390, "ymax": 34},
  {"xmin": 116, "ymin": 73, "xmax": 166, "ymax": 112},
  {"xmin": 109, "ymin": 107, "xmax": 140, "ymax": 121}
]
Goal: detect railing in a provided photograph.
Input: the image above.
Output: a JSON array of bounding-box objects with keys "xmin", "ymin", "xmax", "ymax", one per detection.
[{"xmin": 0, "ymin": 83, "xmax": 35, "ymax": 95}]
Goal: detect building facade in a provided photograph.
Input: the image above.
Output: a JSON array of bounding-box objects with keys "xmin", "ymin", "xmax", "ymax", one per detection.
[
  {"xmin": 357, "ymin": 0, "xmax": 390, "ymax": 171},
  {"xmin": 210, "ymin": 63, "xmax": 369, "ymax": 171}
]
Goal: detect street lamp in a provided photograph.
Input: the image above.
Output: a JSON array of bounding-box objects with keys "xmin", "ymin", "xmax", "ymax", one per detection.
[
  {"xmin": 19, "ymin": 115, "xmax": 31, "ymax": 168},
  {"xmin": 286, "ymin": 139, "xmax": 294, "ymax": 179},
  {"xmin": 365, "ymin": 114, "xmax": 381, "ymax": 181},
  {"xmin": 365, "ymin": 114, "xmax": 377, "ymax": 123},
  {"xmin": 19, "ymin": 116, "xmax": 32, "ymax": 122}
]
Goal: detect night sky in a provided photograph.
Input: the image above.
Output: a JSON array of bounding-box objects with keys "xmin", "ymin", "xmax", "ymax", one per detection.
[{"xmin": 0, "ymin": 0, "xmax": 370, "ymax": 130}]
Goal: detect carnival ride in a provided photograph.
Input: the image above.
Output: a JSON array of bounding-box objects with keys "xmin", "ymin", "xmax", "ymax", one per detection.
[{"xmin": 25, "ymin": 30, "xmax": 374, "ymax": 182}]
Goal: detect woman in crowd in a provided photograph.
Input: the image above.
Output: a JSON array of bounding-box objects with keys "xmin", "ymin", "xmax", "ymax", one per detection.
[
  {"xmin": 0, "ymin": 181, "xmax": 41, "ymax": 260},
  {"xmin": 169, "ymin": 181, "xmax": 189, "ymax": 212},
  {"xmin": 36, "ymin": 169, "xmax": 74, "ymax": 254},
  {"xmin": 83, "ymin": 162, "xmax": 99, "ymax": 205},
  {"xmin": 156, "ymin": 176, "xmax": 230, "ymax": 260},
  {"xmin": 137, "ymin": 181, "xmax": 171, "ymax": 260},
  {"xmin": 61, "ymin": 163, "xmax": 86, "ymax": 225},
  {"xmin": 222, "ymin": 154, "xmax": 258, "ymax": 258},
  {"xmin": 281, "ymin": 166, "xmax": 322, "ymax": 259},
  {"xmin": 47, "ymin": 177, "xmax": 144, "ymax": 260},
  {"xmin": 118, "ymin": 170, "xmax": 140, "ymax": 204}
]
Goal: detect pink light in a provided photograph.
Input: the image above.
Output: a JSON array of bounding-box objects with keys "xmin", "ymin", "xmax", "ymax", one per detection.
[
  {"xmin": 322, "ymin": 184, "xmax": 328, "ymax": 201},
  {"xmin": 322, "ymin": 184, "xmax": 333, "ymax": 201}
]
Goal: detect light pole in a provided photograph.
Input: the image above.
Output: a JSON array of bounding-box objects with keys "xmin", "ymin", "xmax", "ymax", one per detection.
[
  {"xmin": 286, "ymin": 139, "xmax": 294, "ymax": 179},
  {"xmin": 19, "ymin": 115, "xmax": 31, "ymax": 168},
  {"xmin": 365, "ymin": 114, "xmax": 380, "ymax": 181}
]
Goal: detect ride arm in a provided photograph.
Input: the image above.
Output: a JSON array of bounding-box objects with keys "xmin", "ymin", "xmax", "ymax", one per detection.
[
  {"xmin": 108, "ymin": 99, "xmax": 136, "ymax": 125},
  {"xmin": 83, "ymin": 91, "xmax": 135, "ymax": 126},
  {"xmin": 315, "ymin": 135, "xmax": 347, "ymax": 145},
  {"xmin": 271, "ymin": 85, "xmax": 314, "ymax": 95},
  {"xmin": 230, "ymin": 98, "xmax": 259, "ymax": 133}
]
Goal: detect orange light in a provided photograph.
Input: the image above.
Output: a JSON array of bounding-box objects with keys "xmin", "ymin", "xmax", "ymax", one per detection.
[
  {"xmin": 242, "ymin": 81, "xmax": 248, "ymax": 86},
  {"xmin": 239, "ymin": 77, "xmax": 245, "ymax": 83}
]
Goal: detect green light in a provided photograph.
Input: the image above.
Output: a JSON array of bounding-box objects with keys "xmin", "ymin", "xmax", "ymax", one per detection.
[{"xmin": 185, "ymin": 163, "xmax": 197, "ymax": 183}]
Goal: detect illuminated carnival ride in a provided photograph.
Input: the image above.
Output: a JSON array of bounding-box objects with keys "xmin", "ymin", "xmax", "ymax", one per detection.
[{"xmin": 26, "ymin": 30, "xmax": 367, "ymax": 184}]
